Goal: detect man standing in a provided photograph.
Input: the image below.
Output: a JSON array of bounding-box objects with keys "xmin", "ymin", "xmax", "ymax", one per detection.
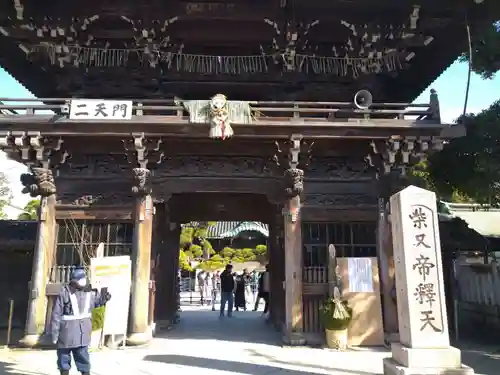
[
  {"xmin": 254, "ymin": 265, "xmax": 270, "ymax": 315},
  {"xmin": 51, "ymin": 267, "xmax": 111, "ymax": 375},
  {"xmin": 219, "ymin": 264, "xmax": 235, "ymax": 317}
]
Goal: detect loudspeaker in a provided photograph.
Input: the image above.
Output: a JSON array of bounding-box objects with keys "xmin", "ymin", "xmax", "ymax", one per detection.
[{"xmin": 354, "ymin": 90, "xmax": 373, "ymax": 109}]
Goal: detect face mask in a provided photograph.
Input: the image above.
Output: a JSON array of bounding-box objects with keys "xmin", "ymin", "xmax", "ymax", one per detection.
[{"xmin": 76, "ymin": 278, "xmax": 87, "ymax": 287}]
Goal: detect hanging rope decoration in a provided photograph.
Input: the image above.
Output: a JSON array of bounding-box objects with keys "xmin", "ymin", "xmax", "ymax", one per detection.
[{"xmin": 30, "ymin": 44, "xmax": 404, "ymax": 78}]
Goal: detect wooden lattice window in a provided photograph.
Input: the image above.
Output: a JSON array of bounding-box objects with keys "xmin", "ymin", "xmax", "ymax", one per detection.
[
  {"xmin": 302, "ymin": 222, "xmax": 376, "ymax": 267},
  {"xmin": 55, "ymin": 221, "xmax": 133, "ymax": 266}
]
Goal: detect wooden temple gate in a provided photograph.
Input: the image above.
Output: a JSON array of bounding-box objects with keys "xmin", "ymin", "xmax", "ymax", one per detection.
[{"xmin": 0, "ymin": 96, "xmax": 460, "ymax": 347}]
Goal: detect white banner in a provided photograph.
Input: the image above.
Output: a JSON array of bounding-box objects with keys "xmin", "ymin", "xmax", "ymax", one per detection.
[{"xmin": 90, "ymin": 255, "xmax": 132, "ymax": 336}]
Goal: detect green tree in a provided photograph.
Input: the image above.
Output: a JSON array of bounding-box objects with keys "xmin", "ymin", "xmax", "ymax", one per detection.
[
  {"xmin": 420, "ymin": 21, "xmax": 500, "ymax": 204},
  {"xmin": 426, "ymin": 101, "xmax": 500, "ymax": 204},
  {"xmin": 197, "ymin": 254, "xmax": 226, "ymax": 271},
  {"xmin": 459, "ymin": 22, "xmax": 500, "ymax": 79},
  {"xmin": 18, "ymin": 199, "xmax": 40, "ymax": 220},
  {"xmin": 0, "ymin": 172, "xmax": 12, "ymax": 219},
  {"xmin": 179, "ymin": 222, "xmax": 215, "ymax": 249},
  {"xmin": 253, "ymin": 244, "xmax": 267, "ymax": 256},
  {"xmin": 179, "ymin": 249, "xmax": 192, "ymax": 271},
  {"xmin": 240, "ymin": 248, "xmax": 256, "ymax": 261},
  {"xmin": 220, "ymin": 247, "xmax": 236, "ymax": 258},
  {"xmin": 189, "ymin": 244, "xmax": 203, "ymax": 258}
]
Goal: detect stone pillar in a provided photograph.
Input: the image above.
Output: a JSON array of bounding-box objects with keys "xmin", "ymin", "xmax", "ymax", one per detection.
[
  {"xmin": 282, "ymin": 168, "xmax": 305, "ymax": 345},
  {"xmin": 127, "ymin": 168, "xmax": 154, "ymax": 346},
  {"xmin": 19, "ymin": 167, "xmax": 57, "ymax": 348},
  {"xmin": 383, "ymin": 186, "xmax": 473, "ymax": 375}
]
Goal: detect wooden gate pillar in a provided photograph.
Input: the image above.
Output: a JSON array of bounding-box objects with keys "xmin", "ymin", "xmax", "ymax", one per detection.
[
  {"xmin": 19, "ymin": 167, "xmax": 57, "ymax": 348},
  {"xmin": 155, "ymin": 201, "xmax": 180, "ymax": 328},
  {"xmin": 376, "ymin": 171, "xmax": 411, "ymax": 344},
  {"xmin": 127, "ymin": 168, "xmax": 154, "ymax": 346},
  {"xmin": 268, "ymin": 205, "xmax": 284, "ymax": 329},
  {"xmin": 377, "ymin": 197, "xmax": 399, "ymax": 341},
  {"xmin": 150, "ymin": 203, "xmax": 167, "ymax": 327},
  {"xmin": 282, "ymin": 167, "xmax": 306, "ymax": 345}
]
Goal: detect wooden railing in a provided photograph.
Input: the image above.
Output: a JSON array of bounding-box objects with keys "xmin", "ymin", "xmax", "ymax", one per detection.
[
  {"xmin": 49, "ymin": 265, "xmax": 77, "ymax": 284},
  {"xmin": 0, "ymin": 95, "xmax": 440, "ymax": 122},
  {"xmin": 302, "ymin": 266, "xmax": 329, "ymax": 334}
]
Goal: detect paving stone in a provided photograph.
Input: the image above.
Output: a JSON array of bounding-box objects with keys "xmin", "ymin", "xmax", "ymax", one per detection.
[{"xmin": 0, "ymin": 306, "xmax": 498, "ymax": 375}]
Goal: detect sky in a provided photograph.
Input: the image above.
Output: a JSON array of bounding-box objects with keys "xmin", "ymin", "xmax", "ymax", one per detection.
[{"xmin": 0, "ymin": 60, "xmax": 499, "ymax": 218}]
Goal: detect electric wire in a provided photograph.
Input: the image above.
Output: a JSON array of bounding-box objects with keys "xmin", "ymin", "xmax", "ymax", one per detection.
[{"xmin": 462, "ymin": 12, "xmax": 473, "ymax": 119}]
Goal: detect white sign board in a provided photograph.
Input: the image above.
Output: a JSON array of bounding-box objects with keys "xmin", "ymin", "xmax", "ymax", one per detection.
[
  {"xmin": 90, "ymin": 255, "xmax": 132, "ymax": 336},
  {"xmin": 390, "ymin": 185, "xmax": 449, "ymax": 348},
  {"xmin": 69, "ymin": 99, "xmax": 133, "ymax": 120},
  {"xmin": 348, "ymin": 257, "xmax": 373, "ymax": 292}
]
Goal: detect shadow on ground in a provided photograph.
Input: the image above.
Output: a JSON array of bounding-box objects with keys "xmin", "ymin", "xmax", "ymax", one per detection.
[
  {"xmin": 0, "ymin": 358, "xmax": 43, "ymax": 375},
  {"xmin": 144, "ymin": 354, "xmax": 379, "ymax": 375},
  {"xmin": 156, "ymin": 308, "xmax": 281, "ymax": 345},
  {"xmin": 455, "ymin": 342, "xmax": 500, "ymax": 375},
  {"xmin": 0, "ymin": 329, "xmax": 23, "ymax": 348}
]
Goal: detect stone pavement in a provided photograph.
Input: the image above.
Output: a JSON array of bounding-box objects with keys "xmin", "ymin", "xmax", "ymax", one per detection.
[{"xmin": 0, "ymin": 305, "xmax": 499, "ymax": 375}]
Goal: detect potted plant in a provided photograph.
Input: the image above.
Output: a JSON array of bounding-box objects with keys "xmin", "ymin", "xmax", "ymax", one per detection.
[
  {"xmin": 90, "ymin": 305, "xmax": 106, "ymax": 349},
  {"xmin": 320, "ymin": 289, "xmax": 353, "ymax": 350}
]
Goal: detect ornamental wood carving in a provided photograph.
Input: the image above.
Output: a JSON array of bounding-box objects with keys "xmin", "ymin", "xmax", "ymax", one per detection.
[
  {"xmin": 156, "ymin": 156, "xmax": 276, "ymax": 177},
  {"xmin": 20, "ymin": 167, "xmax": 56, "ymax": 197},
  {"xmin": 57, "ymin": 154, "xmax": 130, "ymax": 178},
  {"xmin": 306, "ymin": 157, "xmax": 373, "ymax": 180},
  {"xmin": 303, "ymin": 193, "xmax": 376, "ymax": 207},
  {"xmin": 56, "ymin": 191, "xmax": 135, "ymax": 206}
]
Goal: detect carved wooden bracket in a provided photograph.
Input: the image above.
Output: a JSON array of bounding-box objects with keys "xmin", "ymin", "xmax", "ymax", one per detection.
[
  {"xmin": 20, "ymin": 167, "xmax": 57, "ymax": 197},
  {"xmin": 366, "ymin": 136, "xmax": 443, "ymax": 177},
  {"xmin": 273, "ymin": 134, "xmax": 314, "ymax": 170},
  {"xmin": 131, "ymin": 167, "xmax": 152, "ymax": 197},
  {"xmin": 273, "ymin": 134, "xmax": 310, "ymax": 201},
  {"xmin": 0, "ymin": 131, "xmax": 68, "ymax": 169},
  {"xmin": 123, "ymin": 132, "xmax": 164, "ymax": 168}
]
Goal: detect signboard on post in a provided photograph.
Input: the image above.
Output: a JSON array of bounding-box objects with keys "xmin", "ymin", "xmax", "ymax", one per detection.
[
  {"xmin": 90, "ymin": 256, "xmax": 132, "ymax": 337},
  {"xmin": 69, "ymin": 99, "xmax": 133, "ymax": 120}
]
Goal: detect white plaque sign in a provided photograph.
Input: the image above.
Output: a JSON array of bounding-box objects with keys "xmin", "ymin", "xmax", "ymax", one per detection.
[
  {"xmin": 348, "ymin": 257, "xmax": 373, "ymax": 292},
  {"xmin": 90, "ymin": 255, "xmax": 132, "ymax": 336},
  {"xmin": 69, "ymin": 99, "xmax": 133, "ymax": 120},
  {"xmin": 390, "ymin": 185, "xmax": 449, "ymax": 348}
]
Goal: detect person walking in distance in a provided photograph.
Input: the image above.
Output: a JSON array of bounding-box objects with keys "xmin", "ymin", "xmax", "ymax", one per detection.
[
  {"xmin": 219, "ymin": 264, "xmax": 235, "ymax": 317},
  {"xmin": 250, "ymin": 269, "xmax": 259, "ymax": 304},
  {"xmin": 242, "ymin": 269, "xmax": 252, "ymax": 306},
  {"xmin": 50, "ymin": 267, "xmax": 111, "ymax": 375},
  {"xmin": 254, "ymin": 265, "xmax": 270, "ymax": 315},
  {"xmin": 197, "ymin": 271, "xmax": 206, "ymax": 305},
  {"xmin": 211, "ymin": 271, "xmax": 221, "ymax": 311}
]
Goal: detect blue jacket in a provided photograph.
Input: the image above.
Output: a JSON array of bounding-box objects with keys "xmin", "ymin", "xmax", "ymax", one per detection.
[{"xmin": 50, "ymin": 285, "xmax": 108, "ymax": 348}]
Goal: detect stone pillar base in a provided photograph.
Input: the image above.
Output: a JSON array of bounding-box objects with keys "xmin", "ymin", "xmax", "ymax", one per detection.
[
  {"xmin": 383, "ymin": 358, "xmax": 474, "ymax": 375},
  {"xmin": 18, "ymin": 334, "xmax": 41, "ymax": 348},
  {"xmin": 383, "ymin": 343, "xmax": 474, "ymax": 375},
  {"xmin": 126, "ymin": 331, "xmax": 152, "ymax": 346},
  {"xmin": 384, "ymin": 332, "xmax": 400, "ymax": 347},
  {"xmin": 282, "ymin": 331, "xmax": 306, "ymax": 346}
]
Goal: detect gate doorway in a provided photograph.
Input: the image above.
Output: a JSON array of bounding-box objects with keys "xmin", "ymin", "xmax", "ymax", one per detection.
[{"xmin": 152, "ymin": 192, "xmax": 284, "ymax": 344}]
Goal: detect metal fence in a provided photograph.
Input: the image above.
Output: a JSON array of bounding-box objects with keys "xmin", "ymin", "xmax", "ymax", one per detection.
[{"xmin": 179, "ymin": 276, "xmax": 259, "ymax": 306}]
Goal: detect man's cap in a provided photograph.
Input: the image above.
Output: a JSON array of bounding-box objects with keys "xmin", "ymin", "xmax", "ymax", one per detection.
[{"xmin": 70, "ymin": 267, "xmax": 86, "ymax": 281}]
